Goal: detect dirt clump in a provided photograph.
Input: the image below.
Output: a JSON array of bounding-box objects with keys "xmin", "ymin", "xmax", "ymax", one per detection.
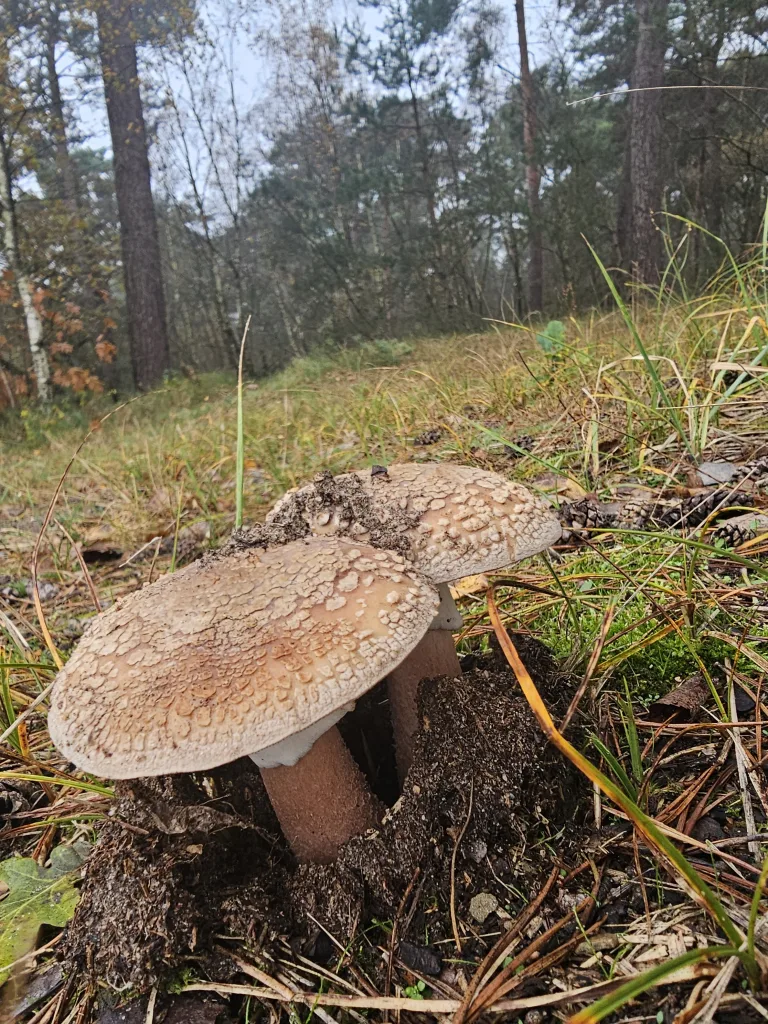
[
  {"xmin": 288, "ymin": 638, "xmax": 581, "ymax": 942},
  {"xmin": 62, "ymin": 765, "xmax": 288, "ymax": 991},
  {"xmin": 222, "ymin": 467, "xmax": 420, "ymax": 557},
  {"xmin": 62, "ymin": 639, "xmax": 585, "ymax": 994}
]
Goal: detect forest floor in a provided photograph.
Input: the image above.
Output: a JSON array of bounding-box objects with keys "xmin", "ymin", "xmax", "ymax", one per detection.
[{"xmin": 1, "ymin": 298, "xmax": 768, "ymax": 1023}]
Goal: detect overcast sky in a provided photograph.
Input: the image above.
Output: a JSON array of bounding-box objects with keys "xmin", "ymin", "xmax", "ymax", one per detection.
[{"xmin": 70, "ymin": 0, "xmax": 562, "ymax": 155}]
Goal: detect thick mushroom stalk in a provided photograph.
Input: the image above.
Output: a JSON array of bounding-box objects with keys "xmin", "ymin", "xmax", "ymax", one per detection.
[
  {"xmin": 387, "ymin": 584, "xmax": 462, "ymax": 780},
  {"xmin": 252, "ymin": 704, "xmax": 383, "ymax": 862},
  {"xmin": 257, "ymin": 723, "xmax": 382, "ymax": 863}
]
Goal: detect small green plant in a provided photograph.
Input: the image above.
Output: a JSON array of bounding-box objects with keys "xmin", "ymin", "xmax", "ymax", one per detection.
[
  {"xmin": 535, "ymin": 319, "xmax": 567, "ymax": 358},
  {"xmin": 403, "ymin": 980, "xmax": 427, "ymax": 999}
]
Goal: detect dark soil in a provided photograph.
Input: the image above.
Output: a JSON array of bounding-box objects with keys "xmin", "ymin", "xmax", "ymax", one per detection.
[
  {"xmin": 62, "ymin": 638, "xmax": 587, "ymax": 995},
  {"xmin": 222, "ymin": 467, "xmax": 422, "ymax": 556}
]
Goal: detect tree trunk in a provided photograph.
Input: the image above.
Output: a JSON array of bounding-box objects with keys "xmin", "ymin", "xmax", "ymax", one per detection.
[
  {"xmin": 45, "ymin": 4, "xmax": 79, "ymax": 212},
  {"xmin": 628, "ymin": 0, "xmax": 668, "ymax": 284},
  {"xmin": 617, "ymin": 115, "xmax": 633, "ymax": 268},
  {"xmin": 97, "ymin": 0, "xmax": 169, "ymax": 389},
  {"xmin": 515, "ymin": 0, "xmax": 543, "ymax": 314},
  {"xmin": 0, "ymin": 129, "xmax": 51, "ymax": 402}
]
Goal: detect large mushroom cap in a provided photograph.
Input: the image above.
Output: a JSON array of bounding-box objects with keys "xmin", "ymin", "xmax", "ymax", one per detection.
[
  {"xmin": 268, "ymin": 463, "xmax": 562, "ymax": 584},
  {"xmin": 48, "ymin": 538, "xmax": 439, "ymax": 779}
]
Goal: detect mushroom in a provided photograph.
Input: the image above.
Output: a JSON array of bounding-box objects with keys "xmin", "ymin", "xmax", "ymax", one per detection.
[
  {"xmin": 47, "ymin": 537, "xmax": 439, "ymax": 862},
  {"xmin": 268, "ymin": 463, "xmax": 562, "ymax": 775}
]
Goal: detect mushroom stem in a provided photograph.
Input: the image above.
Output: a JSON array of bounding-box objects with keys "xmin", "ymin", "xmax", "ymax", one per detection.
[
  {"xmin": 387, "ymin": 624, "xmax": 462, "ymax": 782},
  {"xmin": 259, "ymin": 726, "xmax": 384, "ymax": 863}
]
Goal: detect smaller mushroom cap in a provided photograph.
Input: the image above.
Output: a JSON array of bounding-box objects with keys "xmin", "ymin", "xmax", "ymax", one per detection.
[
  {"xmin": 48, "ymin": 538, "xmax": 438, "ymax": 778},
  {"xmin": 268, "ymin": 463, "xmax": 561, "ymax": 584}
]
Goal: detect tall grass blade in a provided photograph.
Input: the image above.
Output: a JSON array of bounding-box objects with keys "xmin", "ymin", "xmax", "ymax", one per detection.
[
  {"xmin": 583, "ymin": 239, "xmax": 694, "ymax": 457},
  {"xmin": 486, "ymin": 588, "xmax": 751, "ymax": 963},
  {"xmin": 589, "ymin": 735, "xmax": 637, "ymax": 802},
  {"xmin": 747, "ymin": 850, "xmax": 768, "ymax": 961},
  {"xmin": 568, "ymin": 947, "xmax": 739, "ymax": 1023},
  {"xmin": 621, "ymin": 681, "xmax": 643, "ymax": 788},
  {"xmin": 235, "ymin": 316, "xmax": 252, "ymax": 531},
  {"xmin": 0, "ymin": 661, "xmax": 21, "ymax": 754}
]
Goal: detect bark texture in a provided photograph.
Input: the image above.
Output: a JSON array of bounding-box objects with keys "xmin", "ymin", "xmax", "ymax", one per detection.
[
  {"xmin": 97, "ymin": 0, "xmax": 169, "ymax": 389},
  {"xmin": 45, "ymin": 4, "xmax": 78, "ymax": 212},
  {"xmin": 515, "ymin": 0, "xmax": 543, "ymax": 313},
  {"xmin": 0, "ymin": 129, "xmax": 51, "ymax": 401},
  {"xmin": 627, "ymin": 0, "xmax": 669, "ymax": 284}
]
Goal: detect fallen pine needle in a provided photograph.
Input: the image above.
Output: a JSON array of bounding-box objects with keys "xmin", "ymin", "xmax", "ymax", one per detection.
[{"xmin": 181, "ymin": 962, "xmax": 721, "ymax": 1014}]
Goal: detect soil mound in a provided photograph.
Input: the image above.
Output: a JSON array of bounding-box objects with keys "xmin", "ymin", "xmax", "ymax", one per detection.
[{"xmin": 63, "ymin": 639, "xmax": 585, "ymax": 993}]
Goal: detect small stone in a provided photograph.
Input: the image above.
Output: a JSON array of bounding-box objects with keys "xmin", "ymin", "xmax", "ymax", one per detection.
[
  {"xmin": 468, "ymin": 838, "xmax": 488, "ymax": 863},
  {"xmin": 696, "ymin": 461, "xmax": 741, "ymax": 486},
  {"xmin": 469, "ymin": 892, "xmax": 498, "ymax": 923}
]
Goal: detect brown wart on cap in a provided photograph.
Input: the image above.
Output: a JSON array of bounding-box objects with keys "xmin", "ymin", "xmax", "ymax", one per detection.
[
  {"xmin": 48, "ymin": 537, "xmax": 439, "ymax": 863},
  {"xmin": 267, "ymin": 463, "xmax": 562, "ymax": 777}
]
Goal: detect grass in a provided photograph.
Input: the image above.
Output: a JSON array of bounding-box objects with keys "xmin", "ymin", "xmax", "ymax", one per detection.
[{"xmin": 1, "ymin": 227, "xmax": 768, "ymax": 1019}]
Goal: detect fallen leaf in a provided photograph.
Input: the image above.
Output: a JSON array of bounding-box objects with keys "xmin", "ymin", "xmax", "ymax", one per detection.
[
  {"xmin": 530, "ymin": 472, "xmax": 587, "ymax": 500},
  {"xmin": 449, "ymin": 574, "xmax": 489, "ymax": 599},
  {"xmin": 634, "ymin": 945, "xmax": 669, "ymax": 963},
  {"xmin": 0, "ymin": 844, "xmax": 89, "ymax": 985},
  {"xmin": 694, "ymin": 461, "xmax": 741, "ymax": 486}
]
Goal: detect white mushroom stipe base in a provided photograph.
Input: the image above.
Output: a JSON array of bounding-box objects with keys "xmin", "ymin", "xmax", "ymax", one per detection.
[{"xmin": 48, "ymin": 537, "xmax": 439, "ymax": 863}]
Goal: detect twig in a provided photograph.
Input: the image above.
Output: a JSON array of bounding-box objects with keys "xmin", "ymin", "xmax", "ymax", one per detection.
[
  {"xmin": 0, "ymin": 608, "xmax": 30, "ymax": 650},
  {"xmin": 561, "ymin": 602, "xmax": 615, "ymax": 733},
  {"xmin": 54, "ymin": 519, "xmax": 100, "ymax": 613},
  {"xmin": 690, "ymin": 954, "xmax": 739, "ymax": 1023},
  {"xmin": 144, "ymin": 987, "xmax": 158, "ymax": 1024},
  {"xmin": 0, "ymin": 682, "xmax": 55, "ymax": 746},
  {"xmin": 450, "ymin": 777, "xmax": 474, "ymax": 954},
  {"xmin": 467, "ymin": 894, "xmax": 600, "ymax": 1020},
  {"xmin": 181, "ymin": 964, "xmax": 722, "ymax": 1014},
  {"xmin": 453, "ymin": 865, "xmax": 560, "ymax": 1024},
  {"xmin": 729, "ymin": 685, "xmax": 760, "ymax": 862},
  {"xmin": 0, "ymin": 933, "xmax": 61, "ymax": 976},
  {"xmin": 226, "ymin": 953, "xmax": 294, "ymax": 999},
  {"xmin": 119, "ymin": 536, "xmax": 163, "ymax": 567},
  {"xmin": 385, "ymin": 865, "xmax": 420, "ymax": 1010}
]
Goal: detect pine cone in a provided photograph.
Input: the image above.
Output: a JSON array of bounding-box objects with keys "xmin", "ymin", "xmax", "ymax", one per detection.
[
  {"xmin": 503, "ymin": 434, "xmax": 535, "ymax": 457},
  {"xmin": 615, "ymin": 499, "xmax": 652, "ymax": 530},
  {"xmin": 558, "ymin": 499, "xmax": 615, "ymax": 542},
  {"xmin": 658, "ymin": 490, "xmax": 752, "ymax": 529},
  {"xmin": 712, "ymin": 513, "xmax": 768, "ymax": 549},
  {"xmin": 412, "ymin": 428, "xmax": 443, "ymax": 446},
  {"xmin": 740, "ymin": 456, "xmax": 768, "ymax": 483}
]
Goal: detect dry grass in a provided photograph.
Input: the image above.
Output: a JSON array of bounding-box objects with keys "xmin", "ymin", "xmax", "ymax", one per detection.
[{"xmin": 1, "ymin": 272, "xmax": 768, "ymax": 1021}]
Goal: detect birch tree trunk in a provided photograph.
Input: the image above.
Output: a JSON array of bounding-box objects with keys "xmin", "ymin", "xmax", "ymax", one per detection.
[{"xmin": 0, "ymin": 128, "xmax": 51, "ymax": 402}]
